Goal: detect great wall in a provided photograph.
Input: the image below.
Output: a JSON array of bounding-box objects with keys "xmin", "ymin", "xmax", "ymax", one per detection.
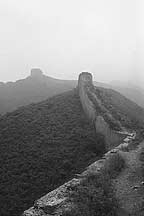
[
  {"xmin": 78, "ymin": 72, "xmax": 127, "ymax": 149},
  {"xmin": 23, "ymin": 72, "xmax": 137, "ymax": 216}
]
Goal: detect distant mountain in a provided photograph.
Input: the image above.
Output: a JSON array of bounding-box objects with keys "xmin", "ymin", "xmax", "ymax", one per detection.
[
  {"xmin": 0, "ymin": 68, "xmax": 77, "ymax": 114},
  {"xmin": 0, "ymin": 72, "xmax": 144, "ymax": 215},
  {"xmin": 0, "ymin": 70, "xmax": 144, "ymax": 116},
  {"xmin": 109, "ymin": 80, "xmax": 144, "ymax": 108}
]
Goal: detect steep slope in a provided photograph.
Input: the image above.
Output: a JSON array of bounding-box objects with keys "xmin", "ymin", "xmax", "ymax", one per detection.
[
  {"xmin": 0, "ymin": 68, "xmax": 77, "ymax": 115},
  {"xmin": 0, "ymin": 89, "xmax": 104, "ymax": 216},
  {"xmin": 94, "ymin": 81, "xmax": 144, "ymax": 109},
  {"xmin": 94, "ymin": 86, "xmax": 144, "ymax": 129},
  {"xmin": 109, "ymin": 81, "xmax": 144, "ymax": 109},
  {"xmin": 1, "ymin": 73, "xmax": 144, "ymax": 216},
  {"xmin": 23, "ymin": 73, "xmax": 144, "ymax": 216},
  {"xmin": 78, "ymin": 73, "xmax": 144, "ymax": 148}
]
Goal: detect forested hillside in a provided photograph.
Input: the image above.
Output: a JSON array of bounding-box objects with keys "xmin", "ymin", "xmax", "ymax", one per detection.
[
  {"xmin": 0, "ymin": 89, "xmax": 104, "ymax": 216},
  {"xmin": 109, "ymin": 81, "xmax": 144, "ymax": 108},
  {"xmin": 94, "ymin": 87, "xmax": 144, "ymax": 128},
  {"xmin": 0, "ymin": 86, "xmax": 144, "ymax": 216}
]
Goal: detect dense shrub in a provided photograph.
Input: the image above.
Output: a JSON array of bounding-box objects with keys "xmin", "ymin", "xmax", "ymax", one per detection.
[
  {"xmin": 0, "ymin": 83, "xmax": 143, "ymax": 216},
  {"xmin": 95, "ymin": 87, "xmax": 144, "ymax": 129},
  {"xmin": 63, "ymin": 172, "xmax": 118, "ymax": 216},
  {"xmin": 62, "ymin": 152, "xmax": 126, "ymax": 216},
  {"xmin": 0, "ymin": 89, "xmax": 105, "ymax": 216},
  {"xmin": 139, "ymin": 147, "xmax": 144, "ymax": 180},
  {"xmin": 86, "ymin": 87, "xmax": 122, "ymax": 131},
  {"xmin": 105, "ymin": 152, "xmax": 126, "ymax": 177},
  {"xmin": 139, "ymin": 147, "xmax": 144, "ymax": 164}
]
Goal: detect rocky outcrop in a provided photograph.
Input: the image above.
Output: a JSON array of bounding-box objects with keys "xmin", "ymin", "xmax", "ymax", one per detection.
[{"xmin": 78, "ymin": 72, "xmax": 126, "ymax": 149}]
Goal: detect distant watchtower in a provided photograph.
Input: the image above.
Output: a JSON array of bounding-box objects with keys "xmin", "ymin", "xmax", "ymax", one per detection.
[
  {"xmin": 78, "ymin": 72, "xmax": 93, "ymax": 87},
  {"xmin": 78, "ymin": 72, "xmax": 96, "ymax": 121},
  {"xmin": 30, "ymin": 68, "xmax": 43, "ymax": 78}
]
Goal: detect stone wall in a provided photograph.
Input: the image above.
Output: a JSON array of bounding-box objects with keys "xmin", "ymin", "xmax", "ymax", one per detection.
[
  {"xmin": 23, "ymin": 131, "xmax": 135, "ymax": 216},
  {"xmin": 78, "ymin": 72, "xmax": 126, "ymax": 149},
  {"xmin": 23, "ymin": 72, "xmax": 130, "ymax": 216},
  {"xmin": 96, "ymin": 116, "xmax": 126, "ymax": 150}
]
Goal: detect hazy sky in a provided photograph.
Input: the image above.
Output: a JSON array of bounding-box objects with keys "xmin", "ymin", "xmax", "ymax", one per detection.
[{"xmin": 0, "ymin": 0, "xmax": 143, "ymax": 85}]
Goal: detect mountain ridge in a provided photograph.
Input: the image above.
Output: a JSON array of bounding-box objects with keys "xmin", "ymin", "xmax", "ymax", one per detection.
[
  {"xmin": 0, "ymin": 69, "xmax": 77, "ymax": 115},
  {"xmin": 0, "ymin": 69, "xmax": 144, "ymax": 116}
]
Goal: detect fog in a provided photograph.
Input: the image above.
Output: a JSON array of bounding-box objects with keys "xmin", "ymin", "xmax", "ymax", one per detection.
[{"xmin": 0, "ymin": 0, "xmax": 143, "ymax": 86}]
